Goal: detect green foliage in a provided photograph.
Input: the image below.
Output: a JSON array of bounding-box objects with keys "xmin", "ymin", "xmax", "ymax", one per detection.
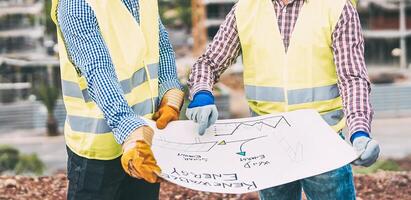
[
  {"xmin": 0, "ymin": 146, "xmax": 19, "ymax": 173},
  {"xmin": 36, "ymin": 84, "xmax": 60, "ymax": 115},
  {"xmin": 175, "ymin": 0, "xmax": 192, "ymax": 28},
  {"xmin": 44, "ymin": 0, "xmax": 56, "ymax": 37},
  {"xmin": 354, "ymin": 159, "xmax": 402, "ymax": 174},
  {"xmin": 14, "ymin": 154, "xmax": 45, "ymax": 175},
  {"xmin": 159, "ymin": 0, "xmax": 192, "ymax": 29},
  {"xmin": 0, "ymin": 146, "xmax": 45, "ymax": 175}
]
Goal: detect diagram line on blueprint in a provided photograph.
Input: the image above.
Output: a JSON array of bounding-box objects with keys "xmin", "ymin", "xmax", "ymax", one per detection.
[
  {"xmin": 213, "ymin": 116, "xmax": 291, "ymax": 136},
  {"xmin": 153, "ymin": 116, "xmax": 292, "ymax": 155}
]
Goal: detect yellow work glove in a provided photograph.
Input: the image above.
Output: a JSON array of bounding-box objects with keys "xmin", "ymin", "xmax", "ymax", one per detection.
[
  {"xmin": 121, "ymin": 126, "xmax": 161, "ymax": 183},
  {"xmin": 153, "ymin": 89, "xmax": 184, "ymax": 129}
]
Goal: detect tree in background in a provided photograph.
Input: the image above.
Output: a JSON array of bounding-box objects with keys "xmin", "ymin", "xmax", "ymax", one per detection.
[
  {"xmin": 44, "ymin": 0, "xmax": 56, "ymax": 38},
  {"xmin": 36, "ymin": 84, "xmax": 60, "ymax": 136},
  {"xmin": 159, "ymin": 0, "xmax": 192, "ymax": 31}
]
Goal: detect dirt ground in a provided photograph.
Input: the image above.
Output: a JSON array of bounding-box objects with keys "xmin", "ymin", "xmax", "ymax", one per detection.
[
  {"xmin": 396, "ymin": 156, "xmax": 411, "ymax": 171},
  {"xmin": 0, "ymin": 171, "xmax": 410, "ymax": 200}
]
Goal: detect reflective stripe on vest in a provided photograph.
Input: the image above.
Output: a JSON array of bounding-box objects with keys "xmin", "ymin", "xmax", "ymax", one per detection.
[
  {"xmin": 287, "ymin": 84, "xmax": 340, "ymax": 105},
  {"xmin": 62, "ymin": 80, "xmax": 92, "ymax": 102},
  {"xmin": 245, "ymin": 85, "xmax": 285, "ymax": 102},
  {"xmin": 62, "ymin": 63, "xmax": 158, "ymax": 101},
  {"xmin": 121, "ymin": 63, "xmax": 158, "ymax": 94},
  {"xmin": 67, "ymin": 97, "xmax": 158, "ymax": 134},
  {"xmin": 245, "ymin": 84, "xmax": 340, "ymax": 104}
]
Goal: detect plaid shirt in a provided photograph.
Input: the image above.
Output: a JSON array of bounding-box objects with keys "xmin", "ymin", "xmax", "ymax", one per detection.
[
  {"xmin": 188, "ymin": 0, "xmax": 373, "ymax": 136},
  {"xmin": 57, "ymin": 0, "xmax": 181, "ymax": 144}
]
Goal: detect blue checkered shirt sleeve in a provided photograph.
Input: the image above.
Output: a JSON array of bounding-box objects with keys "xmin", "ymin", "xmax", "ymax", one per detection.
[{"xmin": 57, "ymin": 0, "xmax": 181, "ymax": 144}]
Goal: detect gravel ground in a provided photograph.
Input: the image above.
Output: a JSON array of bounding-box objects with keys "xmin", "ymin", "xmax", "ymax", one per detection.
[
  {"xmin": 355, "ymin": 172, "xmax": 411, "ymax": 200},
  {"xmin": 0, "ymin": 171, "xmax": 410, "ymax": 200}
]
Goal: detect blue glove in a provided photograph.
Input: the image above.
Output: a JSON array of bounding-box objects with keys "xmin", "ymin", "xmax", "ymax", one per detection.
[
  {"xmin": 351, "ymin": 131, "xmax": 380, "ymax": 167},
  {"xmin": 186, "ymin": 91, "xmax": 218, "ymax": 135}
]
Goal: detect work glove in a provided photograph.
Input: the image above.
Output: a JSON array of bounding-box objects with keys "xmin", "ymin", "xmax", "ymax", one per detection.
[
  {"xmin": 186, "ymin": 90, "xmax": 218, "ymax": 135},
  {"xmin": 121, "ymin": 125, "xmax": 161, "ymax": 183},
  {"xmin": 153, "ymin": 89, "xmax": 184, "ymax": 129},
  {"xmin": 351, "ymin": 131, "xmax": 380, "ymax": 167}
]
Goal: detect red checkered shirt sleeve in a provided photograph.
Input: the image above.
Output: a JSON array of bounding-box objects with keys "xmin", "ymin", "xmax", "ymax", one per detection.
[
  {"xmin": 188, "ymin": 5, "xmax": 241, "ymax": 99},
  {"xmin": 332, "ymin": 2, "xmax": 373, "ymax": 136}
]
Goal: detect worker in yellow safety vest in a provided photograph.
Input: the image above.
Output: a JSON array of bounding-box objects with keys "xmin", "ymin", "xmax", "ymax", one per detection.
[
  {"xmin": 186, "ymin": 0, "xmax": 380, "ymax": 199},
  {"xmin": 51, "ymin": 0, "xmax": 184, "ymax": 199}
]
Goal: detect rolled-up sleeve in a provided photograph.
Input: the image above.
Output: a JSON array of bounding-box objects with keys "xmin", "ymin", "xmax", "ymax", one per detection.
[
  {"xmin": 332, "ymin": 2, "xmax": 373, "ymax": 136},
  {"xmin": 158, "ymin": 20, "xmax": 183, "ymax": 101},
  {"xmin": 187, "ymin": 4, "xmax": 241, "ymax": 99}
]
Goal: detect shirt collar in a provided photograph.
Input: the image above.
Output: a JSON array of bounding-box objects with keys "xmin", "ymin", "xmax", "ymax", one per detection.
[
  {"xmin": 272, "ymin": 0, "xmax": 308, "ymax": 8},
  {"xmin": 275, "ymin": 0, "xmax": 299, "ymax": 8}
]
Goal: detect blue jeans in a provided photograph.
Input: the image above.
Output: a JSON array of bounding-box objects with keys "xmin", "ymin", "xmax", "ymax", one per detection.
[{"xmin": 259, "ymin": 164, "xmax": 356, "ymax": 200}]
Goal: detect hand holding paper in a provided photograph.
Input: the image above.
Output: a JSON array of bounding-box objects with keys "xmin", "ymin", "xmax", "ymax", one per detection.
[
  {"xmin": 153, "ymin": 89, "xmax": 184, "ymax": 129},
  {"xmin": 121, "ymin": 126, "xmax": 161, "ymax": 183},
  {"xmin": 352, "ymin": 136, "xmax": 380, "ymax": 167}
]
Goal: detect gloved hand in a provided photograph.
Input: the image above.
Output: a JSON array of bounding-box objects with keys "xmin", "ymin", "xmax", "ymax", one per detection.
[
  {"xmin": 186, "ymin": 90, "xmax": 218, "ymax": 135},
  {"xmin": 153, "ymin": 89, "xmax": 184, "ymax": 129},
  {"xmin": 121, "ymin": 125, "xmax": 161, "ymax": 183},
  {"xmin": 351, "ymin": 131, "xmax": 380, "ymax": 167}
]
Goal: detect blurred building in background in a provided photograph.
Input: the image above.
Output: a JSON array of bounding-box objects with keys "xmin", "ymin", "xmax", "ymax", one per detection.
[
  {"xmin": 203, "ymin": 0, "xmax": 237, "ymax": 39},
  {"xmin": 359, "ymin": 0, "xmax": 411, "ymax": 69},
  {"xmin": 0, "ymin": 0, "xmax": 410, "ymax": 131},
  {"xmin": 198, "ymin": 0, "xmax": 411, "ymax": 70},
  {"xmin": 0, "ymin": 0, "xmax": 43, "ymax": 60},
  {"xmin": 0, "ymin": 0, "xmax": 58, "ymax": 103}
]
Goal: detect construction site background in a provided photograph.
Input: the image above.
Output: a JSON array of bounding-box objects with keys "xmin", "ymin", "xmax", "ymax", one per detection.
[{"xmin": 0, "ymin": 0, "xmax": 410, "ymax": 199}]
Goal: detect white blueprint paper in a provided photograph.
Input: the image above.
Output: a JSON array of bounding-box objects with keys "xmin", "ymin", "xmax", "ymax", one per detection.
[{"xmin": 145, "ymin": 109, "xmax": 358, "ymax": 194}]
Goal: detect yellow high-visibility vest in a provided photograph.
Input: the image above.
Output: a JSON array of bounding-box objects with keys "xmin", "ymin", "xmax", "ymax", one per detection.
[
  {"xmin": 51, "ymin": 0, "xmax": 159, "ymax": 160},
  {"xmin": 235, "ymin": 0, "xmax": 355, "ymax": 132}
]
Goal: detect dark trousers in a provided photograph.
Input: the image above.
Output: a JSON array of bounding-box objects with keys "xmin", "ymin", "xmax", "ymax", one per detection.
[{"xmin": 66, "ymin": 147, "xmax": 160, "ymax": 200}]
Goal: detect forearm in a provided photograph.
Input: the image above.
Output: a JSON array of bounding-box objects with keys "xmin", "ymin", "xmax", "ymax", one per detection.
[
  {"xmin": 188, "ymin": 4, "xmax": 241, "ymax": 99},
  {"xmin": 332, "ymin": 2, "xmax": 373, "ymax": 136},
  {"xmin": 339, "ymin": 76, "xmax": 373, "ymax": 135},
  {"xmin": 85, "ymin": 63, "xmax": 147, "ymax": 144},
  {"xmin": 158, "ymin": 21, "xmax": 182, "ymax": 100}
]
